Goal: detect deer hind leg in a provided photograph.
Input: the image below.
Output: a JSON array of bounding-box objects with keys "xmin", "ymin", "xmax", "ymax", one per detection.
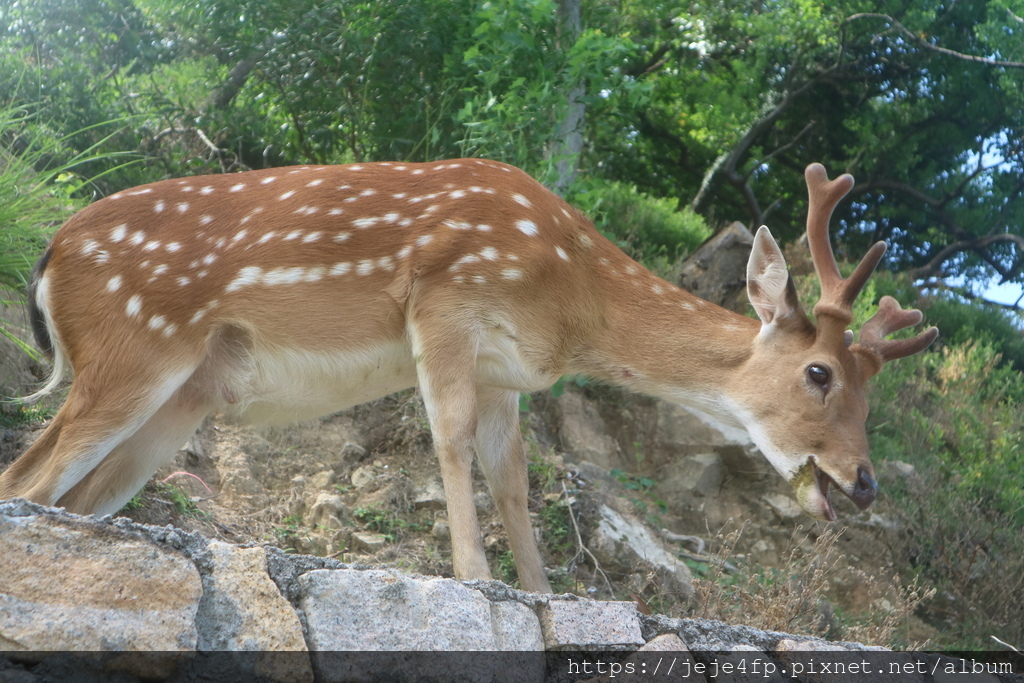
[
  {"xmin": 475, "ymin": 387, "xmax": 552, "ymax": 593},
  {"xmin": 55, "ymin": 387, "xmax": 217, "ymax": 516},
  {"xmin": 0, "ymin": 363, "xmax": 198, "ymax": 513}
]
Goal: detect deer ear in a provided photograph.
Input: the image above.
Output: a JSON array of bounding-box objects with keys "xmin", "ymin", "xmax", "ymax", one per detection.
[{"xmin": 747, "ymin": 226, "xmax": 798, "ymax": 325}]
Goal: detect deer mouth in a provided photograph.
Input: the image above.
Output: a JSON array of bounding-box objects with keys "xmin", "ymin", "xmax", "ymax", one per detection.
[{"xmin": 792, "ymin": 458, "xmax": 838, "ymax": 522}]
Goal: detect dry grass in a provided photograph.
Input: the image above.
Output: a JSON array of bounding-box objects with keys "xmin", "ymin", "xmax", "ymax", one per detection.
[{"xmin": 692, "ymin": 524, "xmax": 934, "ymax": 647}]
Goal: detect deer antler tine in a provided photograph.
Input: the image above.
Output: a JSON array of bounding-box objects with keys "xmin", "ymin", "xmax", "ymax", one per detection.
[
  {"xmin": 805, "ymin": 163, "xmax": 888, "ymax": 323},
  {"xmin": 859, "ymin": 296, "xmax": 940, "ymax": 362},
  {"xmin": 805, "ymin": 163, "xmax": 855, "ymax": 295}
]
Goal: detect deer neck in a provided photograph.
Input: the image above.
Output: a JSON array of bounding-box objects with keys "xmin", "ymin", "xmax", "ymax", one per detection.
[{"xmin": 571, "ymin": 274, "xmax": 760, "ymax": 419}]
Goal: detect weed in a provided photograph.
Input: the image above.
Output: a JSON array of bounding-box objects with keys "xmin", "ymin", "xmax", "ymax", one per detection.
[
  {"xmin": 272, "ymin": 515, "xmax": 303, "ymax": 547},
  {"xmin": 154, "ymin": 482, "xmax": 208, "ymax": 519},
  {"xmin": 352, "ymin": 505, "xmax": 424, "ymax": 543},
  {"xmin": 692, "ymin": 524, "xmax": 935, "ymax": 648}
]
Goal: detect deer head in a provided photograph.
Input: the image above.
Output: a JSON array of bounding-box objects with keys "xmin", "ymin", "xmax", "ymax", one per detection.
[{"xmin": 735, "ymin": 163, "xmax": 938, "ymax": 520}]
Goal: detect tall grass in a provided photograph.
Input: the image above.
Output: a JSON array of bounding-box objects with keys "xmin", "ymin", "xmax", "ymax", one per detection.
[{"xmin": 0, "ymin": 104, "xmax": 130, "ymax": 359}]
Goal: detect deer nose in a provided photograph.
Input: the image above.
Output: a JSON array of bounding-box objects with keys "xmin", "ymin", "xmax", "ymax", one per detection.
[{"xmin": 850, "ymin": 468, "xmax": 877, "ymax": 510}]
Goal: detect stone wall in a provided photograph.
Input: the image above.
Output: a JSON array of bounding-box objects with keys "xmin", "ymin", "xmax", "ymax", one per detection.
[{"xmin": 2, "ymin": 500, "xmax": 1018, "ymax": 683}]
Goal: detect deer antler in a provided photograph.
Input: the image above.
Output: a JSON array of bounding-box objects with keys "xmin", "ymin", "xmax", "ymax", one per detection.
[
  {"xmin": 858, "ymin": 295, "xmax": 940, "ymax": 363},
  {"xmin": 804, "ymin": 163, "xmax": 939, "ymax": 366},
  {"xmin": 804, "ymin": 163, "xmax": 887, "ymax": 324}
]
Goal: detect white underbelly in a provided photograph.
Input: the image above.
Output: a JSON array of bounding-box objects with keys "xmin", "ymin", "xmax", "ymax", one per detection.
[{"xmin": 230, "ymin": 340, "xmax": 418, "ymax": 425}]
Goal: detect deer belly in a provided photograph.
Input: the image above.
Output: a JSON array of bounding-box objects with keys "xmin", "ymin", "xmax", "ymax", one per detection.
[{"xmin": 227, "ymin": 341, "xmax": 418, "ymax": 425}]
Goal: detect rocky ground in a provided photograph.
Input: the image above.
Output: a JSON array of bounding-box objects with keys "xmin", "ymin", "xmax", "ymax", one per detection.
[{"xmin": 0, "ymin": 362, "xmax": 936, "ymax": 648}]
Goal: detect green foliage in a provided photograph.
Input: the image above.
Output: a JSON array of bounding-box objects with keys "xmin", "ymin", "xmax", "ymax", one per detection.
[
  {"xmin": 0, "ymin": 108, "xmax": 89, "ymax": 292},
  {"xmin": 352, "ymin": 505, "xmax": 424, "ymax": 542},
  {"xmin": 922, "ymin": 296, "xmax": 1024, "ymax": 373},
  {"xmin": 536, "ymin": 498, "xmax": 574, "ymax": 557},
  {"xmin": 154, "ymin": 482, "xmax": 209, "ymax": 518},
  {"xmin": 574, "ymin": 180, "xmax": 711, "ymax": 266}
]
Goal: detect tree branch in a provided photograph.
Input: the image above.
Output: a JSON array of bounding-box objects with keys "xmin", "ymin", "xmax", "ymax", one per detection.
[
  {"xmin": 907, "ymin": 234, "xmax": 1024, "ymax": 282},
  {"xmin": 844, "ymin": 13, "xmax": 1024, "ymax": 70}
]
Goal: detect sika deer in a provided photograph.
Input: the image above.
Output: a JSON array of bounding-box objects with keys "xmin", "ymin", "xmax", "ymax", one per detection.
[{"xmin": 0, "ymin": 160, "xmax": 936, "ymax": 593}]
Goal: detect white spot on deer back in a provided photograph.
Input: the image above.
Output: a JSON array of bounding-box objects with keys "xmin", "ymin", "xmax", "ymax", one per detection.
[
  {"xmin": 555, "ymin": 247, "xmax": 569, "ymax": 262},
  {"xmin": 264, "ymin": 267, "xmax": 306, "ymax": 285},
  {"xmin": 512, "ymin": 193, "xmax": 532, "ymax": 208},
  {"xmin": 516, "ymin": 220, "xmax": 538, "ymax": 236},
  {"xmin": 126, "ymin": 295, "xmax": 142, "ymax": 317},
  {"xmin": 110, "ymin": 224, "xmax": 127, "ymax": 242},
  {"xmin": 106, "ymin": 275, "xmax": 122, "ymax": 292},
  {"xmin": 226, "ymin": 266, "xmax": 263, "ymax": 292},
  {"xmin": 480, "ymin": 247, "xmax": 499, "ymax": 260},
  {"xmin": 330, "ymin": 262, "xmax": 351, "ymax": 276}
]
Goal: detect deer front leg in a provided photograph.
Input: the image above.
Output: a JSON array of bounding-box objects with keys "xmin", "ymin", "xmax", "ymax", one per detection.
[
  {"xmin": 412, "ymin": 326, "xmax": 492, "ymax": 582},
  {"xmin": 476, "ymin": 387, "xmax": 552, "ymax": 593}
]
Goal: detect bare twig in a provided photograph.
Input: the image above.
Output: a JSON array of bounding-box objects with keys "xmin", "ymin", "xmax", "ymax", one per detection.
[
  {"xmin": 160, "ymin": 471, "xmax": 214, "ymax": 494},
  {"xmin": 560, "ymin": 480, "xmax": 613, "ymax": 594}
]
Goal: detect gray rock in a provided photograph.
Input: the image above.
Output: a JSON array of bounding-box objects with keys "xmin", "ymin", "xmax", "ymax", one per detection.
[
  {"xmin": 297, "ymin": 568, "xmax": 544, "ymax": 651},
  {"xmin": 555, "ymin": 390, "xmax": 623, "ymax": 471},
  {"xmin": 0, "ymin": 505, "xmax": 201, "ymax": 674},
  {"xmin": 588, "ymin": 502, "xmax": 694, "ymax": 601},
  {"xmin": 196, "ymin": 542, "xmax": 312, "ymax": 681},
  {"xmin": 658, "ymin": 452, "xmax": 726, "ymax": 499},
  {"xmin": 538, "ymin": 598, "xmax": 644, "ymax": 649}
]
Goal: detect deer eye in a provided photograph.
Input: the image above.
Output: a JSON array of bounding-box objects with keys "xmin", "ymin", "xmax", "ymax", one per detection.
[{"xmin": 807, "ymin": 363, "xmax": 832, "ymax": 389}]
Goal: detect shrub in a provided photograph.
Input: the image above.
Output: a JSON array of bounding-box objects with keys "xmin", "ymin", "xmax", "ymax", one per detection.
[{"xmin": 572, "ymin": 180, "xmax": 711, "ymax": 267}]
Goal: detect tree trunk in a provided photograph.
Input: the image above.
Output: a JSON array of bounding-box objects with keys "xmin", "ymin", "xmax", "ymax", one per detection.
[{"xmin": 550, "ymin": 0, "xmax": 584, "ymax": 196}]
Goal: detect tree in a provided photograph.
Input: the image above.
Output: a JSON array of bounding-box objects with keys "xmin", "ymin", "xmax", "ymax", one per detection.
[{"xmin": 589, "ymin": 0, "xmax": 1024, "ymax": 307}]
